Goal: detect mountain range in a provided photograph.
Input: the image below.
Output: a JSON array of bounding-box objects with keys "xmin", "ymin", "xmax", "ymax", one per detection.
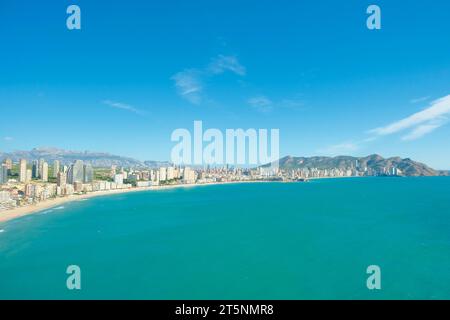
[
  {"xmin": 271, "ymin": 155, "xmax": 448, "ymax": 176},
  {"xmin": 0, "ymin": 148, "xmax": 448, "ymax": 176},
  {"xmin": 0, "ymin": 147, "xmax": 170, "ymax": 168}
]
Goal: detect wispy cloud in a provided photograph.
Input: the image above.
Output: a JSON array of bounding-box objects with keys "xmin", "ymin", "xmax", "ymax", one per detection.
[
  {"xmin": 172, "ymin": 55, "xmax": 246, "ymax": 104},
  {"xmin": 208, "ymin": 55, "xmax": 246, "ymax": 76},
  {"xmin": 247, "ymin": 96, "xmax": 273, "ymax": 113},
  {"xmin": 410, "ymin": 96, "xmax": 430, "ymax": 104},
  {"xmin": 3, "ymin": 136, "xmax": 13, "ymax": 142},
  {"xmin": 171, "ymin": 70, "xmax": 203, "ymax": 105},
  {"xmin": 369, "ymin": 95, "xmax": 450, "ymax": 140},
  {"xmin": 401, "ymin": 120, "xmax": 446, "ymax": 141},
  {"xmin": 247, "ymin": 95, "xmax": 305, "ymax": 113},
  {"xmin": 317, "ymin": 94, "xmax": 450, "ymax": 156},
  {"xmin": 102, "ymin": 100, "xmax": 145, "ymax": 115}
]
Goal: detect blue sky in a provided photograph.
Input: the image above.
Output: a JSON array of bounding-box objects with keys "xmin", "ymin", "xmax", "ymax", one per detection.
[{"xmin": 0, "ymin": 0, "xmax": 449, "ymax": 169}]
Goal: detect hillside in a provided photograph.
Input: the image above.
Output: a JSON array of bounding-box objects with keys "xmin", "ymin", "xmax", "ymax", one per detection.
[{"xmin": 267, "ymin": 154, "xmax": 440, "ymax": 177}]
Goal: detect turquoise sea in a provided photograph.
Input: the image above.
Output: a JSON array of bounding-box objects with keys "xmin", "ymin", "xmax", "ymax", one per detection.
[{"xmin": 0, "ymin": 177, "xmax": 449, "ymax": 299}]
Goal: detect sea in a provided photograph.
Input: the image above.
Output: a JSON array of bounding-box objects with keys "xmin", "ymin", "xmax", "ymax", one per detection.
[{"xmin": 0, "ymin": 177, "xmax": 449, "ymax": 299}]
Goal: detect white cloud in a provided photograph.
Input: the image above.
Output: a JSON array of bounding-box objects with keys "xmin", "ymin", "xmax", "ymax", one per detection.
[
  {"xmin": 3, "ymin": 137, "xmax": 13, "ymax": 142},
  {"xmin": 102, "ymin": 100, "xmax": 145, "ymax": 115},
  {"xmin": 401, "ymin": 120, "xmax": 446, "ymax": 141},
  {"xmin": 171, "ymin": 70, "xmax": 203, "ymax": 105},
  {"xmin": 317, "ymin": 94, "xmax": 450, "ymax": 155},
  {"xmin": 369, "ymin": 94, "xmax": 450, "ymax": 139},
  {"xmin": 248, "ymin": 96, "xmax": 273, "ymax": 113},
  {"xmin": 410, "ymin": 96, "xmax": 430, "ymax": 104},
  {"xmin": 208, "ymin": 55, "xmax": 246, "ymax": 76},
  {"xmin": 172, "ymin": 55, "xmax": 246, "ymax": 104},
  {"xmin": 247, "ymin": 95, "xmax": 305, "ymax": 113}
]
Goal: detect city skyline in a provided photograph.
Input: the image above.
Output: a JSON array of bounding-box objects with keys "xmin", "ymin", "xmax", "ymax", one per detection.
[{"xmin": 1, "ymin": 1, "xmax": 449, "ymax": 169}]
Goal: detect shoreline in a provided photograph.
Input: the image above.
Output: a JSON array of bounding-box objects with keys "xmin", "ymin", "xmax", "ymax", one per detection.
[
  {"xmin": 0, "ymin": 175, "xmax": 426, "ymax": 225},
  {"xmin": 0, "ymin": 180, "xmax": 275, "ymax": 224}
]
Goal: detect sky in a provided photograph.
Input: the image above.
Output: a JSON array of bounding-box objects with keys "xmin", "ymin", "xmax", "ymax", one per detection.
[{"xmin": 0, "ymin": 0, "xmax": 449, "ymax": 169}]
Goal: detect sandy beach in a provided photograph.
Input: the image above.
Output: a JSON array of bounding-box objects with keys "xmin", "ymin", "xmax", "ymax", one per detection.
[
  {"xmin": 0, "ymin": 177, "xmax": 361, "ymax": 225},
  {"xmin": 0, "ymin": 180, "xmax": 275, "ymax": 224}
]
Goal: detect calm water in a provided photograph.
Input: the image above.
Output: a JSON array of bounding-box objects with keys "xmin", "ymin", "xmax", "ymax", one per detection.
[{"xmin": 0, "ymin": 177, "xmax": 449, "ymax": 299}]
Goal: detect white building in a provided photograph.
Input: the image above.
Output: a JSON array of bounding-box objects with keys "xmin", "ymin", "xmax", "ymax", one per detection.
[{"xmin": 114, "ymin": 174, "xmax": 124, "ymax": 185}]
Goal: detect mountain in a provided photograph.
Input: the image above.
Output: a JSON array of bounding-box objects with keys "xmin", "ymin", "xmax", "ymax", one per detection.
[
  {"xmin": 266, "ymin": 154, "xmax": 440, "ymax": 177},
  {"xmin": 0, "ymin": 147, "xmax": 146, "ymax": 168},
  {"xmin": 143, "ymin": 160, "xmax": 173, "ymax": 168}
]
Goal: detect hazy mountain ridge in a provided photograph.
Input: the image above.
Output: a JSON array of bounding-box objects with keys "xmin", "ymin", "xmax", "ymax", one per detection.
[
  {"xmin": 271, "ymin": 154, "xmax": 442, "ymax": 176},
  {"xmin": 1, "ymin": 148, "xmax": 446, "ymax": 175},
  {"xmin": 0, "ymin": 147, "xmax": 146, "ymax": 168}
]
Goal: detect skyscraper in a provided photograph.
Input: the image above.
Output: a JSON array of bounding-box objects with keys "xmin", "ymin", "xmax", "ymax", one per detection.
[
  {"xmin": 42, "ymin": 162, "xmax": 49, "ymax": 182},
  {"xmin": 167, "ymin": 167, "xmax": 175, "ymax": 180},
  {"xmin": 53, "ymin": 160, "xmax": 60, "ymax": 178},
  {"xmin": 159, "ymin": 167, "xmax": 167, "ymax": 182},
  {"xmin": 19, "ymin": 159, "xmax": 27, "ymax": 183},
  {"xmin": 32, "ymin": 160, "xmax": 39, "ymax": 179},
  {"xmin": 26, "ymin": 169, "xmax": 32, "ymax": 182},
  {"xmin": 57, "ymin": 171, "xmax": 67, "ymax": 187},
  {"xmin": 0, "ymin": 164, "xmax": 8, "ymax": 184},
  {"xmin": 38, "ymin": 158, "xmax": 45, "ymax": 178},
  {"xmin": 67, "ymin": 160, "xmax": 84, "ymax": 184},
  {"xmin": 83, "ymin": 164, "xmax": 94, "ymax": 183},
  {"xmin": 3, "ymin": 158, "xmax": 12, "ymax": 170}
]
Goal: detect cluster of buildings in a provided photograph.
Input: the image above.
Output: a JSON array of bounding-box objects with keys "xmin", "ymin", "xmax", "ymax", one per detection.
[
  {"xmin": 278, "ymin": 162, "xmax": 403, "ymax": 180},
  {"xmin": 0, "ymin": 157, "xmax": 403, "ymax": 212},
  {"xmin": 110, "ymin": 165, "xmax": 260, "ymax": 187},
  {"xmin": 0, "ymin": 156, "xmax": 277, "ymax": 212},
  {"xmin": 0, "ymin": 158, "xmax": 129, "ymax": 211}
]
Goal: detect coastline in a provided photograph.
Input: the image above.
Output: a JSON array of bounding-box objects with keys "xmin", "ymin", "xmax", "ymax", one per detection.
[
  {"xmin": 0, "ymin": 175, "xmax": 413, "ymax": 225},
  {"xmin": 0, "ymin": 180, "xmax": 273, "ymax": 224}
]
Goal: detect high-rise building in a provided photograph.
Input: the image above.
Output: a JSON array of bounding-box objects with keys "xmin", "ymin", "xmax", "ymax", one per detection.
[
  {"xmin": 53, "ymin": 160, "xmax": 60, "ymax": 178},
  {"xmin": 167, "ymin": 167, "xmax": 175, "ymax": 180},
  {"xmin": 19, "ymin": 159, "xmax": 27, "ymax": 183},
  {"xmin": 0, "ymin": 164, "xmax": 8, "ymax": 184},
  {"xmin": 57, "ymin": 171, "xmax": 67, "ymax": 187},
  {"xmin": 114, "ymin": 174, "xmax": 124, "ymax": 185},
  {"xmin": 67, "ymin": 160, "xmax": 84, "ymax": 184},
  {"xmin": 42, "ymin": 162, "xmax": 49, "ymax": 182},
  {"xmin": 3, "ymin": 158, "xmax": 12, "ymax": 170},
  {"xmin": 32, "ymin": 160, "xmax": 39, "ymax": 179},
  {"xmin": 38, "ymin": 158, "xmax": 45, "ymax": 178},
  {"xmin": 182, "ymin": 167, "xmax": 196, "ymax": 184},
  {"xmin": 159, "ymin": 167, "xmax": 167, "ymax": 182},
  {"xmin": 83, "ymin": 164, "xmax": 94, "ymax": 183},
  {"xmin": 26, "ymin": 169, "xmax": 32, "ymax": 182}
]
